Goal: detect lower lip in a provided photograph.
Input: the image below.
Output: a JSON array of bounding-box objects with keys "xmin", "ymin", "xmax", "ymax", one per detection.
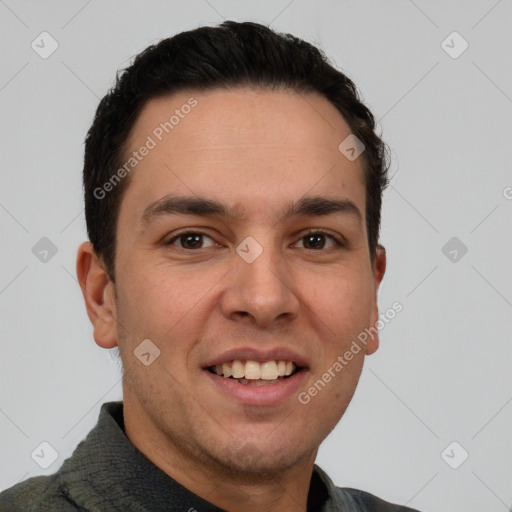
[{"xmin": 204, "ymin": 369, "xmax": 307, "ymax": 406}]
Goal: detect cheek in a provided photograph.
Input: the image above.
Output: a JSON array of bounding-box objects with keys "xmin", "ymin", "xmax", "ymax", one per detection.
[
  {"xmin": 117, "ymin": 263, "xmax": 189, "ymax": 325},
  {"xmin": 308, "ymin": 269, "xmax": 375, "ymax": 338},
  {"xmin": 114, "ymin": 263, "xmax": 214, "ymax": 364}
]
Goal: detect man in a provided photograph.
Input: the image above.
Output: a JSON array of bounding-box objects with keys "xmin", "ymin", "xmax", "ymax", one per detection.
[{"xmin": 0, "ymin": 21, "xmax": 418, "ymax": 511}]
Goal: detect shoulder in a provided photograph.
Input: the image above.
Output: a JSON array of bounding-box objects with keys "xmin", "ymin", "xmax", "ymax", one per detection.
[
  {"xmin": 336, "ymin": 487, "xmax": 420, "ymax": 511},
  {"xmin": 0, "ymin": 473, "xmax": 82, "ymax": 512},
  {"xmin": 313, "ymin": 464, "xmax": 420, "ymax": 512}
]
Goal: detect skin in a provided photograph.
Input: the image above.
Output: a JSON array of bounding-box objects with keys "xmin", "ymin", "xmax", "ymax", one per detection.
[{"xmin": 77, "ymin": 87, "xmax": 386, "ymax": 512}]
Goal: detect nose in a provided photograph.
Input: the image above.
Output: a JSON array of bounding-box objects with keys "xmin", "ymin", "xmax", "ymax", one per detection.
[{"xmin": 219, "ymin": 240, "xmax": 300, "ymax": 329}]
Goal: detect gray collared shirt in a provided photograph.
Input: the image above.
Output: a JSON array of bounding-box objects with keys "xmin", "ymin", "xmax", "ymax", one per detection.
[{"xmin": 0, "ymin": 401, "xmax": 420, "ymax": 511}]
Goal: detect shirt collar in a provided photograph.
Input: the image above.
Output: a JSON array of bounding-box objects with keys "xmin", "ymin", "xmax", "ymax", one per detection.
[{"xmin": 58, "ymin": 401, "xmax": 340, "ymax": 511}]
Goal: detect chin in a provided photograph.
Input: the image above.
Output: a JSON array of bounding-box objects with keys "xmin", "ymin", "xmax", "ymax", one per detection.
[{"xmin": 207, "ymin": 439, "xmax": 313, "ymax": 480}]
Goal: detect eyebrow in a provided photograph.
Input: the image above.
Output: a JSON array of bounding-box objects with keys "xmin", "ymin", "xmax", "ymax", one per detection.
[{"xmin": 140, "ymin": 195, "xmax": 363, "ymax": 225}]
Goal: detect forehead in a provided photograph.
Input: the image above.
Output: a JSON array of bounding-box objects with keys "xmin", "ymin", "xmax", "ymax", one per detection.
[
  {"xmin": 120, "ymin": 87, "xmax": 366, "ymax": 224},
  {"xmin": 130, "ymin": 87, "xmax": 354, "ymax": 152}
]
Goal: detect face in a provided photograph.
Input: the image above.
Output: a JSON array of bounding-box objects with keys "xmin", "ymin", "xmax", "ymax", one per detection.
[{"xmin": 84, "ymin": 87, "xmax": 385, "ymax": 478}]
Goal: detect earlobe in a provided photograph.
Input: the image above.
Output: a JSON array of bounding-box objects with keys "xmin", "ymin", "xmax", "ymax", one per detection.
[
  {"xmin": 76, "ymin": 242, "xmax": 118, "ymax": 349},
  {"xmin": 365, "ymin": 301, "xmax": 380, "ymax": 355},
  {"xmin": 366, "ymin": 244, "xmax": 387, "ymax": 356}
]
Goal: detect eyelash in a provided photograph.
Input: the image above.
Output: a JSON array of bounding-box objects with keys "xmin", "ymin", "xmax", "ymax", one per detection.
[{"xmin": 165, "ymin": 228, "xmax": 345, "ymax": 251}]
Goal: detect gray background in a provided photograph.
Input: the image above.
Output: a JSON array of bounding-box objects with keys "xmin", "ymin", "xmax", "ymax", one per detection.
[{"xmin": 1, "ymin": 1, "xmax": 511, "ymax": 510}]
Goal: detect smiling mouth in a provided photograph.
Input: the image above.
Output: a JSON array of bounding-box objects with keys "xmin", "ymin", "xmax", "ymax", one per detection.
[{"xmin": 207, "ymin": 359, "xmax": 301, "ymax": 386}]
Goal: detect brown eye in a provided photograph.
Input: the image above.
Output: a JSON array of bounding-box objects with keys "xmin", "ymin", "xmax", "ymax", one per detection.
[
  {"xmin": 167, "ymin": 232, "xmax": 216, "ymax": 250},
  {"xmin": 303, "ymin": 234, "xmax": 326, "ymax": 249},
  {"xmin": 293, "ymin": 231, "xmax": 342, "ymax": 250}
]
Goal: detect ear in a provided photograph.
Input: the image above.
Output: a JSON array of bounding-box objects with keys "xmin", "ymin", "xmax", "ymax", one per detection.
[
  {"xmin": 365, "ymin": 244, "xmax": 386, "ymax": 355},
  {"xmin": 76, "ymin": 241, "xmax": 118, "ymax": 349}
]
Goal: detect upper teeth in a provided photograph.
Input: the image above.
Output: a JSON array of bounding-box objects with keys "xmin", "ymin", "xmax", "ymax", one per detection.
[{"xmin": 213, "ymin": 360, "xmax": 296, "ymax": 380}]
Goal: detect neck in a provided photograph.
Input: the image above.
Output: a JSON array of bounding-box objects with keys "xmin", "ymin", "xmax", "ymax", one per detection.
[
  {"xmin": 123, "ymin": 394, "xmax": 318, "ymax": 512},
  {"xmin": 192, "ymin": 466, "xmax": 316, "ymax": 512}
]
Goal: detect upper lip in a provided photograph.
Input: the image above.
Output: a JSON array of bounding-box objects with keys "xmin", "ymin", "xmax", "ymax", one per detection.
[{"xmin": 203, "ymin": 347, "xmax": 309, "ymax": 369}]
